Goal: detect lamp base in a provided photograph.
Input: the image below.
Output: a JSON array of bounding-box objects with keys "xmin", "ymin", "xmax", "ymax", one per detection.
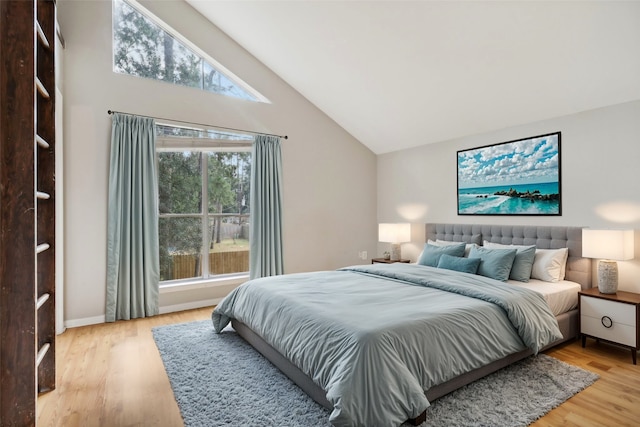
[
  {"xmin": 390, "ymin": 243, "xmax": 401, "ymax": 261},
  {"xmin": 597, "ymin": 260, "xmax": 618, "ymax": 294}
]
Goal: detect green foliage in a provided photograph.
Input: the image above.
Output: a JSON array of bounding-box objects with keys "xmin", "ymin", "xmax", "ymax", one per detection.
[
  {"xmin": 157, "ymin": 152, "xmax": 203, "ymax": 280},
  {"xmin": 159, "ymin": 217, "xmax": 201, "ymax": 281},
  {"xmin": 208, "ymin": 153, "xmax": 235, "ymax": 213},
  {"xmin": 113, "ymin": 0, "xmax": 163, "ymax": 79},
  {"xmin": 112, "ymin": 0, "xmax": 255, "ymax": 100},
  {"xmin": 208, "ymin": 152, "xmax": 251, "ymax": 214},
  {"xmin": 157, "ymin": 150, "xmax": 251, "ymax": 280},
  {"xmin": 158, "ymin": 152, "xmax": 202, "ymax": 214},
  {"xmin": 113, "ymin": 0, "xmax": 201, "ymax": 87}
]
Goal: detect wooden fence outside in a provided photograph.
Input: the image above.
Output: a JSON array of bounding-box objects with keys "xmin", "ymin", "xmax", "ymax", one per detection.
[{"xmin": 170, "ymin": 250, "xmax": 249, "ymax": 279}]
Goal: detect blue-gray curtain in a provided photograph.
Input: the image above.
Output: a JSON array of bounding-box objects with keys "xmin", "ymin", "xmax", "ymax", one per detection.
[
  {"xmin": 106, "ymin": 113, "xmax": 160, "ymax": 322},
  {"xmin": 249, "ymin": 134, "xmax": 284, "ymax": 279}
]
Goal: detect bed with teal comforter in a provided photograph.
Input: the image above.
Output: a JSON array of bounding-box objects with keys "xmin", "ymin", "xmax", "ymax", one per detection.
[{"xmin": 212, "ymin": 263, "xmax": 563, "ymax": 427}]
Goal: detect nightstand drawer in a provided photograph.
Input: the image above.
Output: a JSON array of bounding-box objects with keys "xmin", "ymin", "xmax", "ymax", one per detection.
[
  {"xmin": 580, "ymin": 314, "xmax": 637, "ymax": 347},
  {"xmin": 580, "ymin": 296, "xmax": 636, "ymax": 326}
]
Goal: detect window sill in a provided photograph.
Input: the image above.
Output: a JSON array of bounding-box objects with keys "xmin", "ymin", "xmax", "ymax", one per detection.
[{"xmin": 159, "ymin": 274, "xmax": 248, "ymax": 294}]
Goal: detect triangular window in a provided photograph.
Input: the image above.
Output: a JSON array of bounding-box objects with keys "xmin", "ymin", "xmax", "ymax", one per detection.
[{"xmin": 112, "ymin": 0, "xmax": 265, "ymax": 102}]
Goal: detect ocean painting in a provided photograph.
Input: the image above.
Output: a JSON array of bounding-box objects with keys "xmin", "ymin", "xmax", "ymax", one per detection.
[{"xmin": 457, "ymin": 132, "xmax": 561, "ymax": 215}]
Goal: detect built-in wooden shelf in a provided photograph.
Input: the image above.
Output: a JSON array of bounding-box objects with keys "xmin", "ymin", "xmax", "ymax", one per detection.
[{"xmin": 1, "ymin": 1, "xmax": 57, "ymax": 423}]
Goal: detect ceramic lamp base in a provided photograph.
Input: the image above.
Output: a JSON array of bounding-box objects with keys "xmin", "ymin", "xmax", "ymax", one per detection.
[
  {"xmin": 390, "ymin": 243, "xmax": 401, "ymax": 261},
  {"xmin": 597, "ymin": 260, "xmax": 618, "ymax": 294}
]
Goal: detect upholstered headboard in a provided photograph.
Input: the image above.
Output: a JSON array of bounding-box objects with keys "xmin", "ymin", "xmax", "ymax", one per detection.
[{"xmin": 425, "ymin": 223, "xmax": 592, "ymax": 290}]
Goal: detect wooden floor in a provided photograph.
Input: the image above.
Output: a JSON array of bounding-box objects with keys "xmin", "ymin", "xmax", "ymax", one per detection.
[{"xmin": 37, "ymin": 307, "xmax": 640, "ymax": 427}]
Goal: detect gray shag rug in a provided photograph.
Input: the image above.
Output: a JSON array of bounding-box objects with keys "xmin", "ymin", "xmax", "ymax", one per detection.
[{"xmin": 153, "ymin": 320, "xmax": 598, "ymax": 427}]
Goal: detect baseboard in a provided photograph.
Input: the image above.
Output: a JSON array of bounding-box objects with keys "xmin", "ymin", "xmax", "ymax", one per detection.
[
  {"xmin": 64, "ymin": 314, "xmax": 106, "ymax": 329},
  {"xmin": 64, "ymin": 298, "xmax": 222, "ymax": 329},
  {"xmin": 158, "ymin": 298, "xmax": 222, "ymax": 315}
]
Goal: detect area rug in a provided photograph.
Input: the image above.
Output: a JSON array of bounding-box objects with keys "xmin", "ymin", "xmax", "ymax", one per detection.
[{"xmin": 153, "ymin": 320, "xmax": 598, "ymax": 427}]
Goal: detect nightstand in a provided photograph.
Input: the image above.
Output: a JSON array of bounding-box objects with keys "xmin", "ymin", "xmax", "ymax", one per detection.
[
  {"xmin": 579, "ymin": 287, "xmax": 640, "ymax": 364},
  {"xmin": 371, "ymin": 258, "xmax": 411, "ymax": 264}
]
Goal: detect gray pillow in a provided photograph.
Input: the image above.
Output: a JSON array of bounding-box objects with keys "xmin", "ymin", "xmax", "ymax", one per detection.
[
  {"xmin": 483, "ymin": 242, "xmax": 536, "ymax": 282},
  {"xmin": 417, "ymin": 243, "xmax": 466, "ymax": 267},
  {"xmin": 437, "ymin": 253, "xmax": 481, "ymax": 274},
  {"xmin": 508, "ymin": 246, "xmax": 536, "ymax": 282},
  {"xmin": 468, "ymin": 246, "xmax": 517, "ymax": 282}
]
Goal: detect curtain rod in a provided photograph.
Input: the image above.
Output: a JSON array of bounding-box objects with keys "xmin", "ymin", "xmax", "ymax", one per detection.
[{"xmin": 107, "ymin": 109, "xmax": 288, "ymax": 140}]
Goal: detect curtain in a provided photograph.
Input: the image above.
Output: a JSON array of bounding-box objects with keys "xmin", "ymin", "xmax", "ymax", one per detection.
[
  {"xmin": 106, "ymin": 113, "xmax": 159, "ymax": 322},
  {"xmin": 249, "ymin": 134, "xmax": 284, "ymax": 279}
]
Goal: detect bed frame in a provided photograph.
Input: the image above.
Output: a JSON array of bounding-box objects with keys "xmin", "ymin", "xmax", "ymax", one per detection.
[{"xmin": 232, "ymin": 223, "xmax": 592, "ymax": 425}]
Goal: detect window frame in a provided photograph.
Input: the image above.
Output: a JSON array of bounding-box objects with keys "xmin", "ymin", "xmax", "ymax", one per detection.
[{"xmin": 156, "ymin": 125, "xmax": 252, "ymax": 289}]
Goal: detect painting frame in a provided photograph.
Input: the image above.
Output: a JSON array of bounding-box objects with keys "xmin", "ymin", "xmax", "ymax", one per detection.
[{"xmin": 457, "ymin": 132, "xmax": 561, "ymax": 216}]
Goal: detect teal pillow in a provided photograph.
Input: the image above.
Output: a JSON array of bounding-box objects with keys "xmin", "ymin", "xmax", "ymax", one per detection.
[
  {"xmin": 508, "ymin": 246, "xmax": 536, "ymax": 282},
  {"xmin": 437, "ymin": 253, "xmax": 481, "ymax": 274},
  {"xmin": 468, "ymin": 246, "xmax": 517, "ymax": 281},
  {"xmin": 484, "ymin": 242, "xmax": 536, "ymax": 282},
  {"xmin": 417, "ymin": 243, "xmax": 466, "ymax": 267}
]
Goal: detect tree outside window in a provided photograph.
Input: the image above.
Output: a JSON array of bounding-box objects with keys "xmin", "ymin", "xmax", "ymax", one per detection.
[
  {"xmin": 157, "ymin": 126, "xmax": 252, "ymax": 282},
  {"xmin": 112, "ymin": 0, "xmax": 257, "ymax": 101}
]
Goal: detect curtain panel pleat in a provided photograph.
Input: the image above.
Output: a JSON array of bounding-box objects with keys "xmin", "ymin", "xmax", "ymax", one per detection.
[
  {"xmin": 106, "ymin": 113, "xmax": 160, "ymax": 322},
  {"xmin": 249, "ymin": 135, "xmax": 284, "ymax": 279}
]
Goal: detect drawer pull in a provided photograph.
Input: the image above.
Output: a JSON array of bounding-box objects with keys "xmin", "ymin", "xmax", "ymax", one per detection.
[{"xmin": 601, "ymin": 316, "xmax": 613, "ymax": 328}]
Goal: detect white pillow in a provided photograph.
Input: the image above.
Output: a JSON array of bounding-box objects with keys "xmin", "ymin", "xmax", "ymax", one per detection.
[
  {"xmin": 483, "ymin": 240, "xmax": 531, "ymax": 249},
  {"xmin": 428, "ymin": 239, "xmax": 475, "ymax": 257},
  {"xmin": 530, "ymin": 248, "xmax": 569, "ymax": 282}
]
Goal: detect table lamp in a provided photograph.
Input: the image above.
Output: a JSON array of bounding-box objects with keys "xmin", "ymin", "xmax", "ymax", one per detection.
[
  {"xmin": 378, "ymin": 223, "xmax": 411, "ymax": 261},
  {"xmin": 582, "ymin": 229, "xmax": 634, "ymax": 294}
]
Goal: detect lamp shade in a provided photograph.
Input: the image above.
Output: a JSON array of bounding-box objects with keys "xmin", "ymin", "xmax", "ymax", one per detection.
[
  {"xmin": 378, "ymin": 223, "xmax": 411, "ymax": 243},
  {"xmin": 582, "ymin": 229, "xmax": 634, "ymax": 261}
]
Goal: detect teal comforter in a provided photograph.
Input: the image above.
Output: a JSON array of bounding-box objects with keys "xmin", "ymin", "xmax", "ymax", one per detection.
[{"xmin": 212, "ymin": 263, "xmax": 562, "ymax": 427}]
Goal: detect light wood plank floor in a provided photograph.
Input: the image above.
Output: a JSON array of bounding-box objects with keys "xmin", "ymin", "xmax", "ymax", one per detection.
[{"xmin": 38, "ymin": 307, "xmax": 640, "ymax": 426}]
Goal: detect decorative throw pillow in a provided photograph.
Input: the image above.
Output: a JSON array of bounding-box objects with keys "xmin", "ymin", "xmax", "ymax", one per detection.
[
  {"xmin": 427, "ymin": 239, "xmax": 476, "ymax": 257},
  {"xmin": 530, "ymin": 248, "xmax": 569, "ymax": 282},
  {"xmin": 437, "ymin": 253, "xmax": 481, "ymax": 274},
  {"xmin": 468, "ymin": 246, "xmax": 517, "ymax": 282},
  {"xmin": 483, "ymin": 241, "xmax": 536, "ymax": 282},
  {"xmin": 417, "ymin": 243, "xmax": 466, "ymax": 267}
]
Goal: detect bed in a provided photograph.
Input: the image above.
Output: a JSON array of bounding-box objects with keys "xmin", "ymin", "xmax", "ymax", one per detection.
[{"xmin": 212, "ymin": 223, "xmax": 592, "ymax": 427}]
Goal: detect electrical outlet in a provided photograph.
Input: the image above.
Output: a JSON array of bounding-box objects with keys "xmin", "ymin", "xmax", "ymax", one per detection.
[{"xmin": 358, "ymin": 251, "xmax": 367, "ymax": 260}]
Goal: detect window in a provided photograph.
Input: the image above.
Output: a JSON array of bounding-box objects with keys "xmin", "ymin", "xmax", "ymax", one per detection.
[
  {"xmin": 156, "ymin": 124, "xmax": 252, "ymax": 283},
  {"xmin": 112, "ymin": 0, "xmax": 265, "ymax": 102}
]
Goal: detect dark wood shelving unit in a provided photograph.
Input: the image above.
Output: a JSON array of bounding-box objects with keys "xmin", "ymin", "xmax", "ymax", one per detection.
[{"xmin": 1, "ymin": 0, "xmax": 57, "ymax": 424}]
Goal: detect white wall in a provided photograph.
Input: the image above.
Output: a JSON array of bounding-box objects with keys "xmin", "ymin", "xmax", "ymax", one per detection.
[
  {"xmin": 58, "ymin": 0, "xmax": 377, "ymax": 326},
  {"xmin": 378, "ymin": 100, "xmax": 640, "ymax": 293}
]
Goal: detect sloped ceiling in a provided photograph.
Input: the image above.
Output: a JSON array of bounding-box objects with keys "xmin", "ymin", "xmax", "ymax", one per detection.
[{"xmin": 186, "ymin": 1, "xmax": 640, "ymax": 154}]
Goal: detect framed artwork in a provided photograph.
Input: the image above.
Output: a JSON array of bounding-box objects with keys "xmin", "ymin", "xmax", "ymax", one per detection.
[{"xmin": 457, "ymin": 132, "xmax": 561, "ymax": 216}]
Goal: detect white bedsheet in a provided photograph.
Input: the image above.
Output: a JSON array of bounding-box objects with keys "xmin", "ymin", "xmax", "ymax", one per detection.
[{"xmin": 506, "ymin": 279, "xmax": 581, "ymax": 316}]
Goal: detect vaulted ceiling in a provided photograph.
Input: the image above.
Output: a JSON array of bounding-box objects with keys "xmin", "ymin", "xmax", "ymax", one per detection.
[{"xmin": 186, "ymin": 1, "xmax": 640, "ymax": 154}]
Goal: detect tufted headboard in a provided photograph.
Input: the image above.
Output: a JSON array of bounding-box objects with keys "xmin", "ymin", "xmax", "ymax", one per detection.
[{"xmin": 425, "ymin": 223, "xmax": 592, "ymax": 290}]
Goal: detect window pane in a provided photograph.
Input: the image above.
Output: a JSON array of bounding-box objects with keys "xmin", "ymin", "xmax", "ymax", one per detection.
[
  {"xmin": 158, "ymin": 152, "xmax": 202, "ymax": 214},
  {"xmin": 113, "ymin": 0, "xmax": 261, "ymax": 102},
  {"xmin": 164, "ymin": 35, "xmax": 203, "ymax": 89},
  {"xmin": 155, "ymin": 124, "xmax": 253, "ymax": 141},
  {"xmin": 207, "ymin": 152, "xmax": 250, "ymax": 215},
  {"xmin": 156, "ymin": 124, "xmax": 206, "ymax": 139},
  {"xmin": 159, "ymin": 217, "xmax": 203, "ymax": 281},
  {"xmin": 203, "ymin": 61, "xmax": 256, "ymax": 101},
  {"xmin": 113, "ymin": 0, "xmax": 165, "ymax": 80},
  {"xmin": 208, "ymin": 216, "xmax": 249, "ymax": 275},
  {"xmin": 113, "ymin": 0, "xmax": 201, "ymax": 89}
]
